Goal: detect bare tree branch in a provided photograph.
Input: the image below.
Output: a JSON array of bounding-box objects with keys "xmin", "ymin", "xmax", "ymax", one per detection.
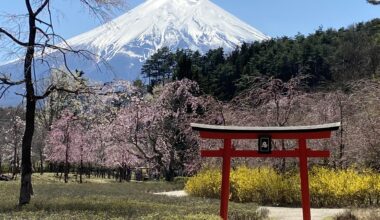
[
  {"xmin": 0, "ymin": 85, "xmax": 13, "ymax": 99},
  {"xmin": 35, "ymin": 83, "xmax": 89, "ymax": 100},
  {"xmin": 0, "ymin": 75, "xmax": 25, "ymax": 86},
  {"xmin": 34, "ymin": 0, "xmax": 49, "ymax": 17},
  {"xmin": 0, "ymin": 27, "xmax": 28, "ymax": 46},
  {"xmin": 35, "ymin": 17, "xmax": 52, "ymax": 27},
  {"xmin": 25, "ymin": 0, "xmax": 34, "ymax": 15},
  {"xmin": 36, "ymin": 27, "xmax": 50, "ymax": 40},
  {"xmin": 0, "ymin": 73, "xmax": 26, "ymax": 98},
  {"xmin": 79, "ymin": 0, "xmax": 125, "ymax": 21}
]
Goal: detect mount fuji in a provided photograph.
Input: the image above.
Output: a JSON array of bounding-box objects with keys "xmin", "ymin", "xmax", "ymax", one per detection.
[
  {"xmin": 64, "ymin": 0, "xmax": 269, "ymax": 80},
  {"xmin": 0, "ymin": 0, "xmax": 268, "ymax": 105}
]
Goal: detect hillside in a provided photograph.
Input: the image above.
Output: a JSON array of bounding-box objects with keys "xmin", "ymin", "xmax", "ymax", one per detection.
[{"xmin": 142, "ymin": 19, "xmax": 380, "ymax": 100}]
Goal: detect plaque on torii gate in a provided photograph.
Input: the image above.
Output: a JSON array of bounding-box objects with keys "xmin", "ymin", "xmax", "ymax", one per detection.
[{"xmin": 191, "ymin": 122, "xmax": 341, "ymax": 220}]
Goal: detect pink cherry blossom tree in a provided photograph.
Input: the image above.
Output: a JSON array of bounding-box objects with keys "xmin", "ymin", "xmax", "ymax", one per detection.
[
  {"xmin": 152, "ymin": 79, "xmax": 208, "ymax": 180},
  {"xmin": 111, "ymin": 100, "xmax": 156, "ymax": 180},
  {"xmin": 45, "ymin": 110, "xmax": 85, "ymax": 183},
  {"xmin": 111, "ymin": 79, "xmax": 218, "ymax": 181}
]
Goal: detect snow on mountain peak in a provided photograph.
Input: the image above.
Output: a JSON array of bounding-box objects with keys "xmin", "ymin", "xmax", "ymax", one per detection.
[{"xmin": 2, "ymin": 0, "xmax": 269, "ymax": 83}]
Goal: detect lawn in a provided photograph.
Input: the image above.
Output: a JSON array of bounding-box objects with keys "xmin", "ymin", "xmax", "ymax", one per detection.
[{"xmin": 0, "ymin": 174, "xmax": 266, "ymax": 219}]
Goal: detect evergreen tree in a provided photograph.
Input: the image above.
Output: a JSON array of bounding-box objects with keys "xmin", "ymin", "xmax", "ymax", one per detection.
[
  {"xmin": 141, "ymin": 19, "xmax": 380, "ymax": 100},
  {"xmin": 141, "ymin": 47, "xmax": 175, "ymax": 92}
]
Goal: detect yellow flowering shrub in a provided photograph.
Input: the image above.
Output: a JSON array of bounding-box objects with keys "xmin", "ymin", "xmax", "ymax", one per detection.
[
  {"xmin": 185, "ymin": 166, "xmax": 380, "ymax": 207},
  {"xmin": 309, "ymin": 167, "xmax": 377, "ymax": 207},
  {"xmin": 184, "ymin": 168, "xmax": 221, "ymax": 199},
  {"xmin": 230, "ymin": 166, "xmax": 282, "ymax": 203},
  {"xmin": 278, "ymin": 171, "xmax": 300, "ymax": 205}
]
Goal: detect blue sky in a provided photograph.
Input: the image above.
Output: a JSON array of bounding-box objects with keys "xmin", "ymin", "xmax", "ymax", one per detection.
[
  {"xmin": 0, "ymin": 0, "xmax": 378, "ymax": 52},
  {"xmin": 1, "ymin": 0, "xmax": 378, "ymax": 38}
]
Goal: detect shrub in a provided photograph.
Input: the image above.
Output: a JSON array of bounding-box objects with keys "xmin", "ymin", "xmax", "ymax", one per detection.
[
  {"xmin": 185, "ymin": 166, "xmax": 380, "ymax": 207},
  {"xmin": 309, "ymin": 167, "xmax": 378, "ymax": 207},
  {"xmin": 230, "ymin": 166, "xmax": 282, "ymax": 203},
  {"xmin": 184, "ymin": 169, "xmax": 221, "ymax": 199}
]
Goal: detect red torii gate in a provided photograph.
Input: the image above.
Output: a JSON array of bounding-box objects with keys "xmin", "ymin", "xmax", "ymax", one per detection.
[{"xmin": 191, "ymin": 122, "xmax": 341, "ymax": 220}]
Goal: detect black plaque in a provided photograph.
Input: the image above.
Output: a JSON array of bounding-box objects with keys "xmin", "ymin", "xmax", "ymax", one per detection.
[{"xmin": 258, "ymin": 136, "xmax": 272, "ymax": 153}]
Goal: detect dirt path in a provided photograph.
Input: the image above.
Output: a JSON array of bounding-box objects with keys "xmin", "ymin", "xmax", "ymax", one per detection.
[
  {"xmin": 154, "ymin": 190, "xmax": 347, "ymax": 219},
  {"xmin": 259, "ymin": 206, "xmax": 346, "ymax": 220},
  {"xmin": 153, "ymin": 190, "xmax": 188, "ymax": 197}
]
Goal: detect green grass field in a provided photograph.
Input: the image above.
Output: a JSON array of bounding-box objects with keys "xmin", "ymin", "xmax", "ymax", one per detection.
[{"xmin": 0, "ymin": 174, "xmax": 266, "ymax": 219}]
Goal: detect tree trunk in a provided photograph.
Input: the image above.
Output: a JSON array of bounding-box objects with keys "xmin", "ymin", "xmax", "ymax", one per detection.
[
  {"xmin": 19, "ymin": 93, "xmax": 36, "ymax": 204},
  {"xmin": 165, "ymin": 155, "xmax": 175, "ymax": 182},
  {"xmin": 64, "ymin": 126, "xmax": 70, "ymax": 183},
  {"xmin": 88, "ymin": 163, "xmax": 91, "ymax": 179},
  {"xmin": 39, "ymin": 149, "xmax": 44, "ymax": 175},
  {"xmin": 64, "ymin": 162, "xmax": 69, "ymax": 183},
  {"xmin": 55, "ymin": 163, "xmax": 59, "ymax": 177},
  {"xmin": 118, "ymin": 166, "xmax": 123, "ymax": 182},
  {"xmin": 64, "ymin": 162, "xmax": 70, "ymax": 183},
  {"xmin": 79, "ymin": 158, "xmax": 83, "ymax": 184},
  {"xmin": 12, "ymin": 151, "xmax": 16, "ymax": 179},
  {"xmin": 126, "ymin": 166, "xmax": 131, "ymax": 182},
  {"xmin": 19, "ymin": 8, "xmax": 37, "ymax": 204},
  {"xmin": 12, "ymin": 127, "xmax": 19, "ymax": 180},
  {"xmin": 164, "ymin": 166, "xmax": 175, "ymax": 182}
]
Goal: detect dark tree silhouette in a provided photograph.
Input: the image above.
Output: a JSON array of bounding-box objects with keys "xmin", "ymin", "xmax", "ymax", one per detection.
[{"xmin": 368, "ymin": 0, "xmax": 380, "ymax": 5}]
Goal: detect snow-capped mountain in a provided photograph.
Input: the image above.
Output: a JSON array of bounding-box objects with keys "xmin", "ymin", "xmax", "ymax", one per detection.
[
  {"xmin": 63, "ymin": 0, "xmax": 268, "ymax": 80},
  {"xmin": 0, "ymin": 0, "xmax": 268, "ymax": 105}
]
